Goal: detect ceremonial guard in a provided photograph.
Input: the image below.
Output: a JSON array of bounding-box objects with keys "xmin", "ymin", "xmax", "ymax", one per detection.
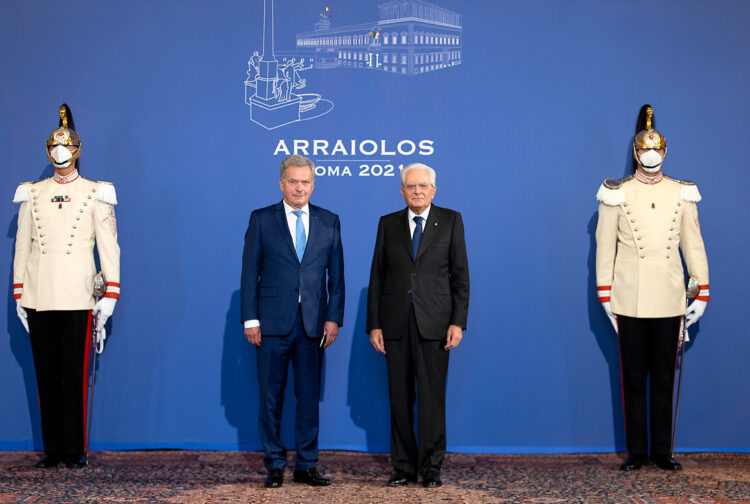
[
  {"xmin": 595, "ymin": 105, "xmax": 709, "ymax": 471},
  {"xmin": 13, "ymin": 105, "xmax": 120, "ymax": 468}
]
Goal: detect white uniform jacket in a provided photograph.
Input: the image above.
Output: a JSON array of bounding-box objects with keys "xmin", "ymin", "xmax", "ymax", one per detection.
[
  {"xmin": 13, "ymin": 174, "xmax": 120, "ymax": 311},
  {"xmin": 595, "ymin": 174, "xmax": 709, "ymax": 318}
]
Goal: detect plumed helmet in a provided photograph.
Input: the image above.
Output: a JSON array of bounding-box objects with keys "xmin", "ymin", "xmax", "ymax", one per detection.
[
  {"xmin": 633, "ymin": 106, "xmax": 667, "ymax": 151},
  {"xmin": 46, "ymin": 104, "xmax": 82, "ymax": 165}
]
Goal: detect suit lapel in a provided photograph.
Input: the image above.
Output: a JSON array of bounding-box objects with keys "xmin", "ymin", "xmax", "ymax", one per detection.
[
  {"xmin": 416, "ymin": 206, "xmax": 441, "ymax": 261},
  {"xmin": 396, "ymin": 208, "xmax": 413, "ymax": 260},
  {"xmin": 274, "ymin": 201, "xmax": 299, "ymax": 262}
]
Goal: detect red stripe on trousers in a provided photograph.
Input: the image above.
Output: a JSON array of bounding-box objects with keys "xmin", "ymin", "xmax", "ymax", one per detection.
[
  {"xmin": 615, "ymin": 316, "xmax": 629, "ymax": 457},
  {"xmin": 81, "ymin": 310, "xmax": 92, "ymax": 454}
]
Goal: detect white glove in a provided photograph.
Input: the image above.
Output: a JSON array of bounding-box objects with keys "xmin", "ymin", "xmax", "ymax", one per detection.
[
  {"xmin": 685, "ymin": 300, "xmax": 707, "ymax": 328},
  {"xmin": 93, "ymin": 297, "xmax": 117, "ymax": 330},
  {"xmin": 601, "ymin": 301, "xmax": 618, "ymax": 334},
  {"xmin": 16, "ymin": 301, "xmax": 29, "ymax": 333},
  {"xmin": 96, "ymin": 327, "xmax": 107, "ymax": 354}
]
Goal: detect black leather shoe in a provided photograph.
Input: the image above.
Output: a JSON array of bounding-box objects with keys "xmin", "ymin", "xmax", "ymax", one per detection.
[
  {"xmin": 64, "ymin": 454, "xmax": 88, "ymax": 468},
  {"xmin": 35, "ymin": 455, "xmax": 61, "ymax": 468},
  {"xmin": 620, "ymin": 455, "xmax": 647, "ymax": 471},
  {"xmin": 293, "ymin": 467, "xmax": 331, "ymax": 486},
  {"xmin": 264, "ymin": 468, "xmax": 284, "ymax": 488},
  {"xmin": 422, "ymin": 473, "xmax": 443, "ymax": 488},
  {"xmin": 651, "ymin": 455, "xmax": 682, "ymax": 471},
  {"xmin": 387, "ymin": 472, "xmax": 417, "ymax": 486}
]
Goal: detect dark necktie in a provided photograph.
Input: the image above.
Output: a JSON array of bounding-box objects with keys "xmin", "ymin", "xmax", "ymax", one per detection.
[{"xmin": 412, "ymin": 216, "xmax": 423, "ymax": 260}]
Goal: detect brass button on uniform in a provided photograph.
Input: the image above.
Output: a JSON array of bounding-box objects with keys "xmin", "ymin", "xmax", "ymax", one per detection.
[
  {"xmin": 83, "ymin": 202, "xmax": 87, "ymax": 206},
  {"xmin": 72, "ymin": 224, "xmax": 77, "ymax": 229},
  {"xmin": 634, "ymin": 227, "xmax": 639, "ymax": 232},
  {"xmin": 67, "ymin": 242, "xmax": 73, "ymax": 246},
  {"xmin": 87, "ymin": 195, "xmax": 92, "ymax": 199},
  {"xmin": 677, "ymin": 202, "xmax": 681, "ymax": 206},
  {"xmin": 67, "ymin": 250, "xmax": 71, "ymax": 255},
  {"xmin": 41, "ymin": 242, "xmax": 46, "ymax": 246},
  {"xmin": 42, "ymin": 250, "xmax": 47, "ymax": 254},
  {"xmin": 79, "ymin": 208, "xmax": 84, "ymax": 213},
  {"xmin": 631, "ymin": 219, "xmax": 635, "ymax": 223},
  {"xmin": 626, "ymin": 210, "xmax": 631, "ymax": 214},
  {"xmin": 667, "ymin": 246, "xmax": 671, "ymax": 250},
  {"xmin": 639, "ymin": 245, "xmax": 644, "ymax": 249},
  {"xmin": 39, "ymin": 233, "xmax": 45, "ymax": 237},
  {"xmin": 640, "ymin": 254, "xmax": 645, "ymax": 258},
  {"xmin": 76, "ymin": 216, "xmax": 80, "ymax": 220}
]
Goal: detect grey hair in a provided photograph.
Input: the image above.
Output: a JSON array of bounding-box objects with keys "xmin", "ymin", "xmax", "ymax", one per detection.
[
  {"xmin": 280, "ymin": 154, "xmax": 315, "ymax": 183},
  {"xmin": 400, "ymin": 163, "xmax": 436, "ymax": 187}
]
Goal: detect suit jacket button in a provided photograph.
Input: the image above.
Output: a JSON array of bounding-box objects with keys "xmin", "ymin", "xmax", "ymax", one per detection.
[{"xmin": 408, "ymin": 290, "xmax": 412, "ymax": 294}]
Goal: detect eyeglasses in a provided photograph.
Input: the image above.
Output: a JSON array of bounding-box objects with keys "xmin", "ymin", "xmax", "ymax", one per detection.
[{"xmin": 404, "ymin": 183, "xmax": 432, "ymax": 191}]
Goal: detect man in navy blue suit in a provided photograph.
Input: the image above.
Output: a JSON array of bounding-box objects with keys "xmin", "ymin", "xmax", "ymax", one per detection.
[{"xmin": 241, "ymin": 154, "xmax": 345, "ymax": 488}]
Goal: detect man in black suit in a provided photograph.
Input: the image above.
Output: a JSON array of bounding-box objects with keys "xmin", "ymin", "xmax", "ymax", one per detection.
[{"xmin": 366, "ymin": 163, "xmax": 469, "ymax": 488}]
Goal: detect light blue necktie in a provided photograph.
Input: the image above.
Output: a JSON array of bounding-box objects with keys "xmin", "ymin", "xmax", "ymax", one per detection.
[
  {"xmin": 412, "ymin": 216, "xmax": 423, "ymax": 260},
  {"xmin": 292, "ymin": 210, "xmax": 306, "ymax": 262}
]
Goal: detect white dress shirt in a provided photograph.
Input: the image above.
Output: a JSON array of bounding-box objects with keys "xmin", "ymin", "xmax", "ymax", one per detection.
[
  {"xmin": 244, "ymin": 201, "xmax": 310, "ymax": 329},
  {"xmin": 408, "ymin": 206, "xmax": 431, "ymax": 238}
]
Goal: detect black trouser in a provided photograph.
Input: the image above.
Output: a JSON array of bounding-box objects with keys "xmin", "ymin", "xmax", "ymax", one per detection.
[
  {"xmin": 26, "ymin": 309, "xmax": 92, "ymax": 457},
  {"xmin": 384, "ymin": 305, "xmax": 450, "ymax": 477},
  {"xmin": 617, "ymin": 315, "xmax": 680, "ymax": 457}
]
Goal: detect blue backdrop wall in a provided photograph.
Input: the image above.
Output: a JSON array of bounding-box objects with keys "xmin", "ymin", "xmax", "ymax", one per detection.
[{"xmin": 2, "ymin": 0, "xmax": 748, "ymax": 453}]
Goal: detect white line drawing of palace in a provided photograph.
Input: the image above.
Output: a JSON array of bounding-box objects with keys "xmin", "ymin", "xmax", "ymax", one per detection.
[{"xmin": 290, "ymin": 1, "xmax": 462, "ymax": 75}]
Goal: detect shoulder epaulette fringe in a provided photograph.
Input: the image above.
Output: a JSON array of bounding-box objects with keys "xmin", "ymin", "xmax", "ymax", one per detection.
[
  {"xmin": 95, "ymin": 181, "xmax": 118, "ymax": 205},
  {"xmin": 12, "ymin": 182, "xmax": 32, "ymax": 203},
  {"xmin": 596, "ymin": 176, "xmax": 630, "ymax": 206}
]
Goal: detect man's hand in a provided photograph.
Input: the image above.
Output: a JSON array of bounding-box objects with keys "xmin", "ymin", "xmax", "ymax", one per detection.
[
  {"xmin": 323, "ymin": 321, "xmax": 339, "ymax": 349},
  {"xmin": 245, "ymin": 326, "xmax": 262, "ymax": 347},
  {"xmin": 444, "ymin": 324, "xmax": 463, "ymax": 350},
  {"xmin": 16, "ymin": 301, "xmax": 29, "ymax": 334},
  {"xmin": 685, "ymin": 299, "xmax": 707, "ymax": 328},
  {"xmin": 369, "ymin": 329, "xmax": 386, "ymax": 354},
  {"xmin": 601, "ymin": 301, "xmax": 618, "ymax": 334}
]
